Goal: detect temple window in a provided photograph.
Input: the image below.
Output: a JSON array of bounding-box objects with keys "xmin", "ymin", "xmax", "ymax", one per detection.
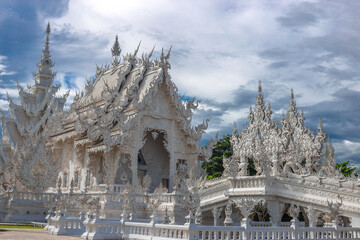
[
  {"xmin": 74, "ymin": 171, "xmax": 79, "ymax": 187},
  {"xmin": 63, "ymin": 172, "xmax": 68, "ymax": 187},
  {"xmin": 162, "ymin": 178, "xmax": 169, "ymax": 189},
  {"xmin": 86, "ymin": 170, "xmax": 91, "ymax": 186}
]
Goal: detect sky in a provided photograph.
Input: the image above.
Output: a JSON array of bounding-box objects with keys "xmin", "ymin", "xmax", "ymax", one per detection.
[{"xmin": 1, "ymin": 0, "xmax": 360, "ymax": 168}]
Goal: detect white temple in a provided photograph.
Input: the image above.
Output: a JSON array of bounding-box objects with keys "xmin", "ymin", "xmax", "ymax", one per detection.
[{"xmin": 0, "ymin": 24, "xmax": 360, "ymax": 240}]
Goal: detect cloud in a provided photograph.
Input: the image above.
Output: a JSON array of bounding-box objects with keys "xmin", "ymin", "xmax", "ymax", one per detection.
[
  {"xmin": 0, "ymin": 88, "xmax": 19, "ymax": 98},
  {"xmin": 0, "ymin": 99, "xmax": 9, "ymax": 110},
  {"xmin": 276, "ymin": 1, "xmax": 324, "ymax": 30},
  {"xmin": 302, "ymin": 88, "xmax": 360, "ymax": 142},
  {"xmin": 0, "ymin": 55, "xmax": 16, "ymax": 76},
  {"xmin": 333, "ymin": 140, "xmax": 360, "ymax": 169}
]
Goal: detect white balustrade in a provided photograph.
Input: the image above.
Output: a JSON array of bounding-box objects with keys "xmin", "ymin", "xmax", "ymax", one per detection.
[
  {"xmin": 232, "ymin": 176, "xmax": 266, "ymax": 189},
  {"xmin": 74, "ymin": 217, "xmax": 360, "ymax": 240},
  {"xmin": 201, "ymin": 181, "xmax": 231, "ymax": 202},
  {"xmin": 48, "ymin": 215, "xmax": 85, "ymax": 236}
]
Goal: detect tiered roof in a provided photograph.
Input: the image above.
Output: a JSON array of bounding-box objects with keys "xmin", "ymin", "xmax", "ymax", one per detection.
[{"xmin": 0, "ymin": 23, "xmax": 68, "ymax": 157}]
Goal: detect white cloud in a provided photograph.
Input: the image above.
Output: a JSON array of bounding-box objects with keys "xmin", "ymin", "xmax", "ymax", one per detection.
[
  {"xmin": 0, "ymin": 88, "xmax": 19, "ymax": 98},
  {"xmin": 47, "ymin": 0, "xmax": 352, "ymax": 106},
  {"xmin": 0, "ymin": 99, "xmax": 8, "ymax": 110},
  {"xmin": 0, "ymin": 55, "xmax": 16, "ymax": 76},
  {"xmin": 333, "ymin": 140, "xmax": 360, "ymax": 167}
]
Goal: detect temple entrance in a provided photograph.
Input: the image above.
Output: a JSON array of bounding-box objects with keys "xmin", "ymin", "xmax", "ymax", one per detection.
[{"xmin": 137, "ymin": 130, "xmax": 170, "ymax": 193}]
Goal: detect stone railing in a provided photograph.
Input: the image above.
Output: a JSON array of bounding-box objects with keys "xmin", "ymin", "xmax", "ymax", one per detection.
[
  {"xmin": 249, "ymin": 221, "xmax": 305, "ymax": 228},
  {"xmin": 201, "ymin": 176, "xmax": 269, "ymax": 204},
  {"xmin": 194, "ymin": 226, "xmax": 360, "ymax": 240},
  {"xmin": 46, "ymin": 216, "xmax": 360, "ymax": 240},
  {"xmin": 201, "ymin": 181, "xmax": 230, "ymax": 203},
  {"xmin": 8, "ymin": 190, "xmax": 56, "ymax": 202},
  {"xmin": 49, "ymin": 214, "xmax": 85, "ymax": 236},
  {"xmin": 97, "ymin": 184, "xmax": 124, "ymax": 192},
  {"xmin": 229, "ymin": 176, "xmax": 268, "ymax": 189},
  {"xmin": 103, "ymin": 192, "xmax": 178, "ymax": 204}
]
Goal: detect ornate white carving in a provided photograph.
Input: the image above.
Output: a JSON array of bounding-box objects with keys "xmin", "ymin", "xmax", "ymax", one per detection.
[
  {"xmin": 229, "ymin": 83, "xmax": 333, "ymax": 179},
  {"xmin": 327, "ymin": 196, "xmax": 343, "ymax": 220},
  {"xmin": 288, "ymin": 203, "xmax": 300, "ymax": 220},
  {"xmin": 224, "ymin": 200, "xmax": 233, "ymax": 226},
  {"xmin": 234, "ymin": 198, "xmax": 262, "ymax": 219}
]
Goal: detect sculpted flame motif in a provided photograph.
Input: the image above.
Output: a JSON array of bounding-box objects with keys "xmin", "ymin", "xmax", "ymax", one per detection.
[{"xmin": 229, "ymin": 82, "xmax": 328, "ymax": 178}]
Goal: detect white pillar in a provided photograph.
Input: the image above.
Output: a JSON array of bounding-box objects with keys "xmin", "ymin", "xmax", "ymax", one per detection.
[
  {"xmin": 305, "ymin": 206, "xmax": 321, "ymax": 228},
  {"xmin": 169, "ymin": 120, "xmax": 176, "ymax": 192},
  {"xmin": 130, "ymin": 148, "xmax": 138, "ymax": 186},
  {"xmin": 267, "ymin": 201, "xmax": 285, "ymax": 227},
  {"xmin": 80, "ymin": 149, "xmax": 89, "ymax": 191},
  {"xmin": 211, "ymin": 207, "xmax": 223, "ymax": 226}
]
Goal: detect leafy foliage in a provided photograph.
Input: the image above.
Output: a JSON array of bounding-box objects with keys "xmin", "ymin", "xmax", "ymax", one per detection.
[
  {"xmin": 202, "ymin": 135, "xmax": 232, "ymax": 179},
  {"xmin": 202, "ymin": 135, "xmax": 257, "ymax": 179},
  {"xmin": 336, "ymin": 161, "xmax": 358, "ymax": 177},
  {"xmin": 247, "ymin": 158, "xmax": 257, "ymax": 176}
]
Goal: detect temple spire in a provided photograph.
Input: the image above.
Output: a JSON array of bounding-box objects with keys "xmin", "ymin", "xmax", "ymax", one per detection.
[
  {"xmin": 254, "ymin": 81, "xmax": 265, "ymax": 122},
  {"xmin": 233, "ymin": 122, "xmax": 238, "ymax": 135},
  {"xmin": 258, "ymin": 81, "xmax": 262, "ymax": 93},
  {"xmin": 286, "ymin": 88, "xmax": 298, "ymax": 125},
  {"xmin": 46, "ymin": 22, "xmax": 50, "ymax": 35},
  {"xmin": 33, "ymin": 22, "xmax": 56, "ymax": 88},
  {"xmin": 111, "ymin": 35, "xmax": 121, "ymax": 68}
]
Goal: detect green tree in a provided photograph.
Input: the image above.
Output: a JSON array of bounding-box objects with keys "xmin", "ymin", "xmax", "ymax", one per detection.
[
  {"xmin": 202, "ymin": 135, "xmax": 232, "ymax": 179},
  {"xmin": 202, "ymin": 135, "xmax": 257, "ymax": 179},
  {"xmin": 336, "ymin": 161, "xmax": 358, "ymax": 177}
]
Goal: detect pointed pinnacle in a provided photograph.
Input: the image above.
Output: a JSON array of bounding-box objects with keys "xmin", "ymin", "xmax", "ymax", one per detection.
[
  {"xmin": 290, "ymin": 88, "xmax": 294, "ymax": 100},
  {"xmin": 233, "ymin": 122, "xmax": 238, "ymax": 135},
  {"xmin": 258, "ymin": 81, "xmax": 262, "ymax": 93},
  {"xmin": 166, "ymin": 45, "xmax": 173, "ymax": 59},
  {"xmin": 111, "ymin": 35, "xmax": 121, "ymax": 57},
  {"xmin": 148, "ymin": 44, "xmax": 156, "ymax": 59},
  {"xmin": 134, "ymin": 41, "xmax": 141, "ymax": 57},
  {"xmin": 318, "ymin": 119, "xmax": 323, "ymax": 128},
  {"xmin": 46, "ymin": 22, "xmax": 51, "ymax": 35}
]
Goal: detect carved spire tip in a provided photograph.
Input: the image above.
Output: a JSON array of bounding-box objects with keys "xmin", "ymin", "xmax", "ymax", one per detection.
[
  {"xmin": 233, "ymin": 122, "xmax": 238, "ymax": 135},
  {"xmin": 166, "ymin": 45, "xmax": 173, "ymax": 59},
  {"xmin": 258, "ymin": 81, "xmax": 262, "ymax": 93},
  {"xmin": 290, "ymin": 88, "xmax": 294, "ymax": 100},
  {"xmin": 134, "ymin": 41, "xmax": 141, "ymax": 56},
  {"xmin": 111, "ymin": 34, "xmax": 121, "ymax": 57},
  {"xmin": 46, "ymin": 22, "xmax": 51, "ymax": 35}
]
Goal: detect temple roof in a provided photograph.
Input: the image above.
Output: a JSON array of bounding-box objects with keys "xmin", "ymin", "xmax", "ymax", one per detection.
[
  {"xmin": 78, "ymin": 62, "xmax": 162, "ymax": 109},
  {"xmin": 51, "ymin": 39, "xmax": 210, "ymax": 154}
]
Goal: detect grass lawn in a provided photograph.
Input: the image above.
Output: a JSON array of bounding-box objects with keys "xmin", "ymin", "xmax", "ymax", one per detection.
[{"xmin": 0, "ymin": 225, "xmax": 44, "ymax": 229}]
